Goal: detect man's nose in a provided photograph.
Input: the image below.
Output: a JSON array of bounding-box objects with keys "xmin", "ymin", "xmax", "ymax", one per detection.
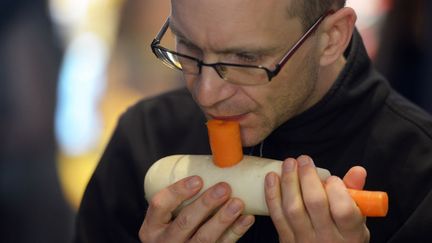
[{"xmin": 194, "ymin": 65, "xmax": 235, "ymax": 108}]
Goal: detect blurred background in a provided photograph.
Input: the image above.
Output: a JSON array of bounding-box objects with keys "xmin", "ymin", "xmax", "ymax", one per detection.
[{"xmin": 0, "ymin": 0, "xmax": 430, "ymax": 242}]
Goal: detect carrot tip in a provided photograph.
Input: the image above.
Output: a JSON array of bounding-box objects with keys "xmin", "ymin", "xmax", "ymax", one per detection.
[
  {"xmin": 348, "ymin": 189, "xmax": 389, "ymax": 217},
  {"xmin": 207, "ymin": 120, "xmax": 243, "ymax": 167}
]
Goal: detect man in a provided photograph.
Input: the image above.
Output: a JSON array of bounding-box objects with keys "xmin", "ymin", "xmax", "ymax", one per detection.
[{"xmin": 75, "ymin": 0, "xmax": 432, "ymax": 242}]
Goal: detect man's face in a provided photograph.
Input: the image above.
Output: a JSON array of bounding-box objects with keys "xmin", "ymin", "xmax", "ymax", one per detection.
[{"xmin": 171, "ymin": 0, "xmax": 322, "ymax": 147}]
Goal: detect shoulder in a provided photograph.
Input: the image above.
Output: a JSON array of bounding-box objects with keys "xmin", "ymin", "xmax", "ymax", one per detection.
[
  {"xmin": 377, "ymin": 90, "xmax": 432, "ymax": 144},
  {"xmin": 124, "ymin": 88, "xmax": 200, "ymax": 121},
  {"xmin": 362, "ymin": 91, "xmax": 432, "ymax": 241},
  {"xmin": 364, "ymin": 89, "xmax": 432, "ymax": 165},
  {"xmin": 119, "ymin": 88, "xmax": 202, "ymax": 132},
  {"xmin": 115, "ymin": 88, "xmax": 210, "ymax": 161}
]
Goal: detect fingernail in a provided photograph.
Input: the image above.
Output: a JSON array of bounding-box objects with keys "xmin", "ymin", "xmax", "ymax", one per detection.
[
  {"xmin": 283, "ymin": 159, "xmax": 295, "ymax": 172},
  {"xmin": 298, "ymin": 156, "xmax": 314, "ymax": 167},
  {"xmin": 212, "ymin": 184, "xmax": 227, "ymax": 199},
  {"xmin": 266, "ymin": 173, "xmax": 276, "ymax": 187},
  {"xmin": 226, "ymin": 199, "xmax": 242, "ymax": 215},
  {"xmin": 240, "ymin": 215, "xmax": 254, "ymax": 226},
  {"xmin": 282, "ymin": 159, "xmax": 295, "ymax": 172},
  {"xmin": 185, "ymin": 176, "xmax": 201, "ymax": 189}
]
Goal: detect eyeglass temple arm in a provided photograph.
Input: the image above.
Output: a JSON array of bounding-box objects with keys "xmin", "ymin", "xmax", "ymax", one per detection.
[
  {"xmin": 152, "ymin": 17, "xmax": 171, "ymax": 46},
  {"xmin": 273, "ymin": 10, "xmax": 335, "ymax": 75}
]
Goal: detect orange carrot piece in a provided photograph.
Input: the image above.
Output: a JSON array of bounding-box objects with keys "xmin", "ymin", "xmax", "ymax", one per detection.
[
  {"xmin": 347, "ymin": 189, "xmax": 389, "ymax": 217},
  {"xmin": 207, "ymin": 120, "xmax": 243, "ymax": 167}
]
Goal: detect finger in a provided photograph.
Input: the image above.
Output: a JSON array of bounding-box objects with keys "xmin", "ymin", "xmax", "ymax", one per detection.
[
  {"xmin": 280, "ymin": 158, "xmax": 313, "ymax": 237},
  {"xmin": 166, "ymin": 182, "xmax": 231, "ymax": 241},
  {"xmin": 297, "ymin": 155, "xmax": 335, "ymax": 235},
  {"xmin": 326, "ymin": 176, "xmax": 365, "ymax": 233},
  {"xmin": 145, "ymin": 176, "xmax": 203, "ymax": 225},
  {"xmin": 190, "ymin": 198, "xmax": 244, "ymax": 243},
  {"xmin": 265, "ymin": 172, "xmax": 292, "ymax": 240},
  {"xmin": 218, "ymin": 215, "xmax": 255, "ymax": 243},
  {"xmin": 343, "ymin": 166, "xmax": 367, "ymax": 190}
]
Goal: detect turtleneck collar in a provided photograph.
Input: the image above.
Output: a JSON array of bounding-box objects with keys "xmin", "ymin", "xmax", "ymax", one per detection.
[{"xmin": 255, "ymin": 29, "xmax": 391, "ymax": 159}]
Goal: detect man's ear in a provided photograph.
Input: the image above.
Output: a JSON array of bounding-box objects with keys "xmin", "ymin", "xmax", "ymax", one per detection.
[{"xmin": 318, "ymin": 7, "xmax": 357, "ymax": 66}]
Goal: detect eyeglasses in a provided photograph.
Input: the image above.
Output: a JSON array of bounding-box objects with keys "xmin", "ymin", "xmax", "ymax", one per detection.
[{"xmin": 151, "ymin": 11, "xmax": 333, "ymax": 86}]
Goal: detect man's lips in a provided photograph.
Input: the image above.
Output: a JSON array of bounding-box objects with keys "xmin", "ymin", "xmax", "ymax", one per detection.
[{"xmin": 210, "ymin": 113, "xmax": 249, "ymax": 121}]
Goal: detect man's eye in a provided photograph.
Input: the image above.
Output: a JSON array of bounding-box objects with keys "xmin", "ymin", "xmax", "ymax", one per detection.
[
  {"xmin": 177, "ymin": 40, "xmax": 192, "ymax": 51},
  {"xmin": 236, "ymin": 53, "xmax": 259, "ymax": 63}
]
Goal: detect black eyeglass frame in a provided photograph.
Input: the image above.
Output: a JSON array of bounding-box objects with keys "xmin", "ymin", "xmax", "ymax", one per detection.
[{"xmin": 151, "ymin": 10, "xmax": 334, "ymax": 84}]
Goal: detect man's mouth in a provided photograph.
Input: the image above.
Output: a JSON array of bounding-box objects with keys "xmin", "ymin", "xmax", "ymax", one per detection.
[{"xmin": 209, "ymin": 113, "xmax": 249, "ymax": 122}]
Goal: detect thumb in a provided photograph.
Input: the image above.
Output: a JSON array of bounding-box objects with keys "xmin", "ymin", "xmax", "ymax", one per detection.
[{"xmin": 342, "ymin": 166, "xmax": 367, "ymax": 190}]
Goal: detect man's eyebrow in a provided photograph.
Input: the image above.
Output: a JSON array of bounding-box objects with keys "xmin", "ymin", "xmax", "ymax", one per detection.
[
  {"xmin": 216, "ymin": 46, "xmax": 280, "ymax": 56},
  {"xmin": 168, "ymin": 21, "xmax": 184, "ymax": 39},
  {"xmin": 169, "ymin": 22, "xmax": 200, "ymax": 49}
]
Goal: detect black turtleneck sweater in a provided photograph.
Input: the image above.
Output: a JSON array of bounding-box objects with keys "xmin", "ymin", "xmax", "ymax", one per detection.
[{"xmin": 75, "ymin": 31, "xmax": 432, "ymax": 243}]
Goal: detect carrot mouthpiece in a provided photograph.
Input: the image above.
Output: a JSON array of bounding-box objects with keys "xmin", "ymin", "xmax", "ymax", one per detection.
[
  {"xmin": 348, "ymin": 189, "xmax": 389, "ymax": 217},
  {"xmin": 207, "ymin": 119, "xmax": 243, "ymax": 167}
]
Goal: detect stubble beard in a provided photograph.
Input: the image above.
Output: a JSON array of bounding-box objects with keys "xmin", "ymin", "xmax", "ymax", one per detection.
[{"xmin": 260, "ymin": 47, "xmax": 321, "ymax": 143}]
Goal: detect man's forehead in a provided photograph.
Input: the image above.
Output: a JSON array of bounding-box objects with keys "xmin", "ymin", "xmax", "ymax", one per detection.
[
  {"xmin": 170, "ymin": 0, "xmax": 294, "ymax": 22},
  {"xmin": 169, "ymin": 0, "xmax": 300, "ymax": 48},
  {"xmin": 171, "ymin": 0, "xmax": 291, "ymax": 33}
]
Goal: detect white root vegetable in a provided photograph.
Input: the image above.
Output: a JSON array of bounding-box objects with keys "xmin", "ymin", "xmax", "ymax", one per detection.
[{"xmin": 144, "ymin": 155, "xmax": 331, "ymax": 215}]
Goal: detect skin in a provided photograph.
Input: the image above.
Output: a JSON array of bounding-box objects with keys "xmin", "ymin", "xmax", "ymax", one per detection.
[{"xmin": 139, "ymin": 0, "xmax": 370, "ymax": 242}]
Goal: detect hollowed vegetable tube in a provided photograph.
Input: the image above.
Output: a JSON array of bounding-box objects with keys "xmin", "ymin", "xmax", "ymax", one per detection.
[
  {"xmin": 144, "ymin": 120, "xmax": 388, "ymax": 217},
  {"xmin": 144, "ymin": 155, "xmax": 331, "ymax": 216}
]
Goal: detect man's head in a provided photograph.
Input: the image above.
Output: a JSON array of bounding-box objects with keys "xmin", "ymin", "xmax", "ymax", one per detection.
[{"xmin": 167, "ymin": 0, "xmax": 356, "ymax": 146}]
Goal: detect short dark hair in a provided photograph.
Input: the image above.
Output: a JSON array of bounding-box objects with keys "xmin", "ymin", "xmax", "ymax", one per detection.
[{"xmin": 287, "ymin": 0, "xmax": 346, "ymax": 29}]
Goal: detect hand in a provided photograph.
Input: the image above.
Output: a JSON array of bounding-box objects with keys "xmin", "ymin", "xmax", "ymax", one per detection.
[
  {"xmin": 139, "ymin": 176, "xmax": 255, "ymax": 242},
  {"xmin": 264, "ymin": 155, "xmax": 370, "ymax": 243}
]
